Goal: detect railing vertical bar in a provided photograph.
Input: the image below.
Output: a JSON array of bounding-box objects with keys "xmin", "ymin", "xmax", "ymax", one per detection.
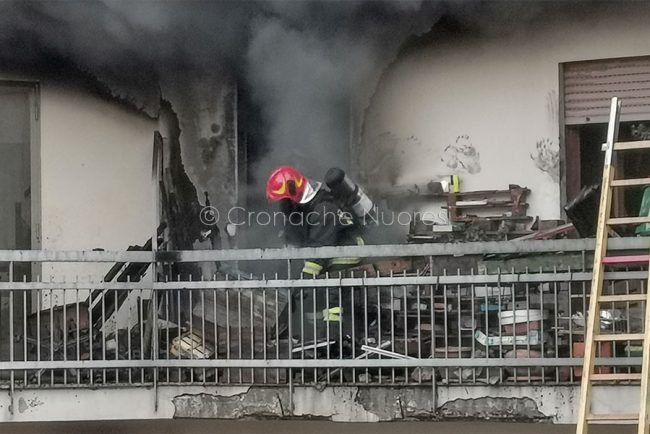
[
  {"xmin": 287, "ymin": 259, "xmax": 292, "ymax": 386},
  {"xmin": 212, "ymin": 286, "xmax": 218, "ymax": 384},
  {"xmin": 323, "ymin": 276, "xmax": 329, "ymax": 383},
  {"xmin": 430, "ymin": 256, "xmax": 436, "ymax": 385},
  {"xmin": 262, "ymin": 282, "xmax": 267, "ymax": 385},
  {"xmin": 23, "ymin": 286, "xmax": 27, "ymax": 386},
  {"xmin": 483, "ymin": 277, "xmax": 490, "ymax": 383},
  {"xmin": 189, "ymin": 286, "xmax": 194, "ymax": 384},
  {"xmin": 456, "ymin": 269, "xmax": 461, "ymax": 385},
  {"xmin": 128, "ymin": 276, "xmax": 134, "ymax": 385},
  {"xmin": 77, "ymin": 288, "xmax": 81, "ymax": 385},
  {"xmin": 377, "ymin": 276, "xmax": 382, "ymax": 384},
  {"xmin": 581, "ymin": 272, "xmax": 587, "ymax": 385},
  {"xmin": 299, "ymin": 285, "xmax": 305, "ymax": 383},
  {"xmin": 152, "ymin": 285, "xmax": 158, "ymax": 409},
  {"xmin": 139, "ymin": 288, "xmax": 144, "ymax": 384},
  {"xmin": 553, "ymin": 279, "xmax": 559, "ymax": 384},
  {"xmin": 161, "ymin": 279, "xmax": 167, "ymax": 384},
  {"xmin": 443, "ymin": 268, "xmax": 448, "ymax": 383},
  {"xmin": 49, "ymin": 285, "xmax": 53, "ymax": 386},
  {"xmin": 625, "ymin": 277, "xmax": 631, "ymax": 376},
  {"xmin": 249, "ymin": 284, "xmax": 254, "ymax": 384},
  {"xmin": 226, "ymin": 286, "xmax": 231, "ymax": 384},
  {"xmin": 63, "ymin": 285, "xmax": 68, "ymax": 386},
  {"xmin": 312, "ymin": 283, "xmax": 317, "ymax": 382},
  {"xmin": 101, "ymin": 284, "xmax": 106, "ymax": 385},
  {"xmin": 540, "ymin": 269, "xmax": 547, "ymax": 385},
  {"xmin": 176, "ymin": 273, "xmax": 183, "ymax": 384},
  {"xmin": 9, "ymin": 263, "xmax": 14, "ymax": 390},
  {"xmin": 470, "ymin": 272, "xmax": 475, "ymax": 384},
  {"xmin": 36, "ymin": 286, "xmax": 41, "ymax": 386},
  {"xmin": 237, "ymin": 285, "xmax": 242, "ymax": 383},
  {"xmin": 496, "ymin": 267, "xmax": 503, "ymax": 383},
  {"xmin": 567, "ymin": 267, "xmax": 574, "ymax": 383},
  {"xmin": 363, "ymin": 275, "xmax": 368, "ymax": 384},
  {"xmin": 88, "ymin": 284, "xmax": 93, "ymax": 386},
  {"xmin": 274, "ymin": 284, "xmax": 279, "ymax": 385},
  {"xmin": 338, "ymin": 281, "xmax": 343, "ymax": 385},
  {"xmin": 201, "ymin": 286, "xmax": 206, "ymax": 383},
  {"xmin": 525, "ymin": 270, "xmax": 531, "ymax": 384},
  {"xmin": 286, "ymin": 287, "xmax": 292, "ymax": 388},
  {"xmin": 403, "ymin": 270, "xmax": 408, "ymax": 384},
  {"xmin": 390, "ymin": 274, "xmax": 395, "ymax": 383},
  {"xmin": 511, "ymin": 270, "xmax": 517, "ymax": 385},
  {"xmin": 350, "ymin": 270, "xmax": 356, "ymax": 384}
]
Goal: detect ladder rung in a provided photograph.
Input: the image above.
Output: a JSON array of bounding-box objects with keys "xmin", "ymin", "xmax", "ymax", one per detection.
[
  {"xmin": 613, "ymin": 140, "xmax": 650, "ymax": 150},
  {"xmin": 599, "ymin": 294, "xmax": 647, "ymax": 303},
  {"xmin": 587, "ymin": 413, "xmax": 639, "ymax": 424},
  {"xmin": 611, "ymin": 178, "xmax": 650, "ymax": 187},
  {"xmin": 607, "ymin": 217, "xmax": 650, "ymax": 225},
  {"xmin": 591, "ymin": 372, "xmax": 642, "ymax": 381},
  {"xmin": 594, "ymin": 333, "xmax": 645, "ymax": 342},
  {"xmin": 603, "ymin": 255, "xmax": 650, "ymax": 265}
]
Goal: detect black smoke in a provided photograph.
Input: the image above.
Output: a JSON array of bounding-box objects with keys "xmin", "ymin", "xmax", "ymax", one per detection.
[{"xmin": 0, "ymin": 0, "xmax": 447, "ymax": 176}]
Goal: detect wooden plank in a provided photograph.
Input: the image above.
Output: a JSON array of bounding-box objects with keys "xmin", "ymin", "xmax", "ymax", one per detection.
[
  {"xmin": 514, "ymin": 223, "xmax": 575, "ymax": 241},
  {"xmin": 450, "ymin": 189, "xmax": 512, "ymax": 196},
  {"xmin": 447, "ymin": 201, "xmax": 526, "ymax": 209},
  {"xmin": 603, "ymin": 255, "xmax": 650, "ymax": 265},
  {"xmin": 614, "ymin": 140, "xmax": 650, "ymax": 151},
  {"xmin": 611, "ymin": 178, "xmax": 650, "ymax": 187},
  {"xmin": 608, "ymin": 217, "xmax": 650, "ymax": 225},
  {"xmin": 593, "ymin": 333, "xmax": 645, "ymax": 342},
  {"xmin": 599, "ymin": 294, "xmax": 648, "ymax": 303},
  {"xmin": 591, "ymin": 373, "xmax": 642, "ymax": 381},
  {"xmin": 576, "ymin": 97, "xmax": 620, "ymax": 434}
]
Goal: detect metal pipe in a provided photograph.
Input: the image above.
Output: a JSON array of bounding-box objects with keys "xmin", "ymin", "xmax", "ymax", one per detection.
[
  {"xmin": 0, "ymin": 236, "xmax": 647, "ymax": 263},
  {"xmin": 0, "ymin": 357, "xmax": 641, "ymax": 370}
]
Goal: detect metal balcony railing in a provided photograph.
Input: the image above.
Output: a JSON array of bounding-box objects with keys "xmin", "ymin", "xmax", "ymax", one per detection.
[{"xmin": 0, "ymin": 238, "xmax": 648, "ymax": 395}]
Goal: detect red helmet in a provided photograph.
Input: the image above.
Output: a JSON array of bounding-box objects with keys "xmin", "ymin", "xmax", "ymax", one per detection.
[{"xmin": 266, "ymin": 166, "xmax": 308, "ymax": 203}]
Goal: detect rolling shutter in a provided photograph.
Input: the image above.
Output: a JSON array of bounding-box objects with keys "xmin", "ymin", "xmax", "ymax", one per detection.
[{"xmin": 564, "ymin": 56, "xmax": 650, "ymax": 125}]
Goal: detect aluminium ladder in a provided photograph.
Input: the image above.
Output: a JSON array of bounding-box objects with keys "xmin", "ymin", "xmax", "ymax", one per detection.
[{"xmin": 576, "ymin": 97, "xmax": 650, "ymax": 434}]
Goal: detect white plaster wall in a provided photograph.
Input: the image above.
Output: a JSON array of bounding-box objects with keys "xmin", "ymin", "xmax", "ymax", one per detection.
[
  {"xmin": 361, "ymin": 5, "xmax": 650, "ymax": 220},
  {"xmin": 39, "ymin": 84, "xmax": 156, "ymax": 254},
  {"xmin": 36, "ymin": 84, "xmax": 157, "ymax": 306}
]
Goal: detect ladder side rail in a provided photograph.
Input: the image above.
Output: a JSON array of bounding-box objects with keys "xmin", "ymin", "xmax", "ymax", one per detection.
[{"xmin": 576, "ymin": 97, "xmax": 621, "ymax": 434}]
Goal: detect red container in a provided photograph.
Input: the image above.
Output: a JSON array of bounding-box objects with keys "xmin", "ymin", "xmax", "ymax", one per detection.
[
  {"xmin": 573, "ymin": 342, "xmax": 612, "ymax": 376},
  {"xmin": 503, "ymin": 320, "xmax": 541, "ymax": 335}
]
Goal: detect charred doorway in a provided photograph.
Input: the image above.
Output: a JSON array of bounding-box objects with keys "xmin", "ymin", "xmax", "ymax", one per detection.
[
  {"xmin": 0, "ymin": 83, "xmax": 37, "ymax": 253},
  {"xmin": 562, "ymin": 56, "xmax": 650, "ymax": 229},
  {"xmin": 0, "ymin": 81, "xmax": 39, "ymax": 364}
]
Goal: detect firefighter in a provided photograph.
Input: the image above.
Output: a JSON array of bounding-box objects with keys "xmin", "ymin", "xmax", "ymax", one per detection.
[{"xmin": 266, "ymin": 165, "xmax": 364, "ymax": 277}]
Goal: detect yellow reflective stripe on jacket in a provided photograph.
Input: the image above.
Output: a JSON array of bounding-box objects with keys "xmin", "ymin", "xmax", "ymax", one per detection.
[
  {"xmin": 302, "ymin": 260, "xmax": 323, "ymax": 276},
  {"xmin": 322, "ymin": 307, "xmax": 341, "ymax": 322},
  {"xmin": 330, "ymin": 257, "xmax": 360, "ymax": 266}
]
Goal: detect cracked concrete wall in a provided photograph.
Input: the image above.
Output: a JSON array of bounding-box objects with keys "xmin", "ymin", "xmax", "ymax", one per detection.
[
  {"xmin": 172, "ymin": 386, "xmax": 436, "ymax": 422},
  {"xmin": 438, "ymin": 397, "xmax": 548, "ymax": 421},
  {"xmin": 0, "ymin": 384, "xmax": 638, "ymax": 424},
  {"xmin": 173, "ymin": 388, "xmax": 288, "ymax": 419}
]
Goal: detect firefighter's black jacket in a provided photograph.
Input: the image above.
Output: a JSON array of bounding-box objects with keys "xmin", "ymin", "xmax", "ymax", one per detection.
[{"xmin": 279, "ymin": 187, "xmax": 359, "ymax": 273}]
